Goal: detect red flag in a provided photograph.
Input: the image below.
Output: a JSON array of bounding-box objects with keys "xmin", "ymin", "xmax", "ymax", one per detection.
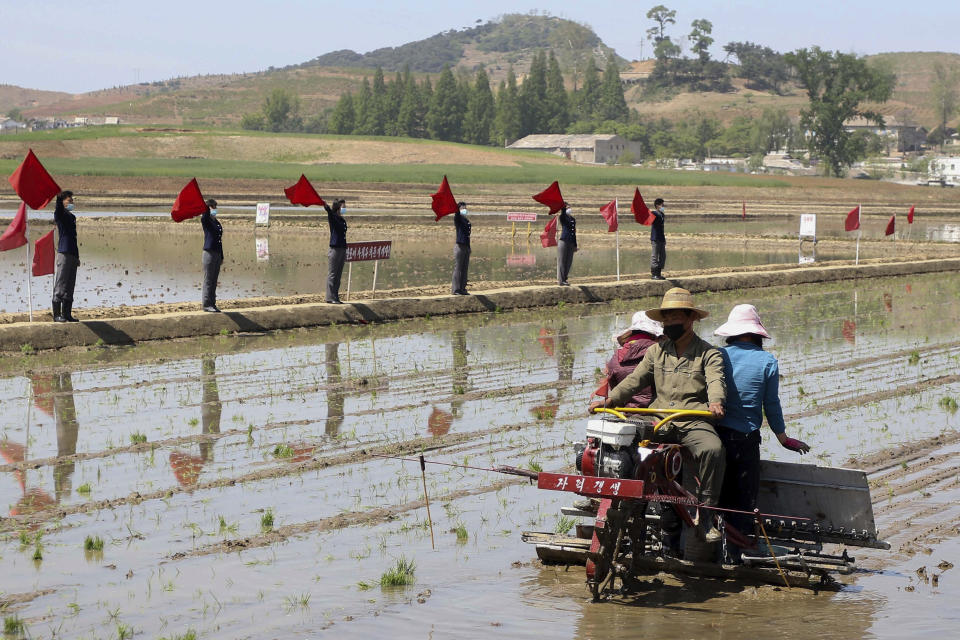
[
  {"xmin": 0, "ymin": 202, "xmax": 27, "ymax": 251},
  {"xmin": 171, "ymin": 178, "xmax": 209, "ymax": 222},
  {"xmin": 844, "ymin": 205, "xmax": 860, "ymax": 232},
  {"xmin": 540, "ymin": 215, "xmax": 558, "ymax": 248},
  {"xmin": 32, "ymin": 230, "xmax": 55, "ymax": 276},
  {"xmin": 599, "ymin": 199, "xmax": 618, "ymax": 232},
  {"xmin": 533, "ymin": 181, "xmax": 565, "ymax": 214},
  {"xmin": 885, "ymin": 215, "xmax": 895, "ymax": 236},
  {"xmin": 631, "ymin": 188, "xmax": 654, "ymax": 225},
  {"xmin": 907, "ymin": 205, "xmax": 914, "ymax": 224},
  {"xmin": 742, "ymin": 201, "xmax": 746, "ymax": 220},
  {"xmin": 8, "ymin": 149, "xmax": 61, "ymax": 210},
  {"xmin": 431, "ymin": 175, "xmax": 458, "ymax": 221},
  {"xmin": 284, "ymin": 174, "xmax": 325, "ymax": 207},
  {"xmin": 593, "ymin": 377, "xmax": 610, "ymax": 399}
]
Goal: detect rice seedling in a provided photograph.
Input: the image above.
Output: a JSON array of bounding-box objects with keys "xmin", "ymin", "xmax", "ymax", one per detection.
[
  {"xmin": 283, "ymin": 592, "xmax": 311, "ymax": 610},
  {"xmin": 554, "ymin": 516, "xmax": 576, "ymax": 535},
  {"xmin": 130, "ymin": 432, "xmax": 147, "ymax": 444},
  {"xmin": 77, "ymin": 483, "xmax": 92, "ymax": 496},
  {"xmin": 117, "ymin": 622, "xmax": 133, "ymax": 639},
  {"xmin": 453, "ymin": 522, "xmax": 469, "ymax": 542},
  {"xmin": 380, "ymin": 556, "xmax": 416, "ymax": 587},
  {"xmin": 159, "ymin": 631, "xmax": 197, "ymax": 640},
  {"xmin": 261, "ymin": 509, "xmax": 274, "ymax": 531},
  {"xmin": 4, "ymin": 616, "xmax": 26, "ymax": 636},
  {"xmin": 938, "ymin": 396, "xmax": 958, "ymax": 413},
  {"xmin": 84, "ymin": 535, "xmax": 105, "ymax": 551},
  {"xmin": 908, "ymin": 351, "xmax": 920, "ymax": 365},
  {"xmin": 273, "ymin": 444, "xmax": 294, "ymax": 458},
  {"xmin": 528, "ymin": 460, "xmax": 543, "ymax": 473},
  {"xmin": 218, "ymin": 515, "xmax": 238, "ymax": 535}
]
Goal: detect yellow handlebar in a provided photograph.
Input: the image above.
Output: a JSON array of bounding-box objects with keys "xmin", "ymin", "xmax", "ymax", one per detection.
[{"xmin": 591, "ymin": 406, "xmax": 713, "ymax": 432}]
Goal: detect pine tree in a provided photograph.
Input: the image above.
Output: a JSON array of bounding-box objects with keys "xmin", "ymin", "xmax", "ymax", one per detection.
[
  {"xmin": 544, "ymin": 51, "xmax": 570, "ymax": 132},
  {"xmin": 427, "ymin": 66, "xmax": 464, "ymax": 142},
  {"xmin": 385, "ymin": 70, "xmax": 404, "ymax": 135},
  {"xmin": 359, "ymin": 66, "xmax": 387, "ymax": 135},
  {"xmin": 417, "ymin": 77, "xmax": 433, "ymax": 138},
  {"xmin": 597, "ymin": 60, "xmax": 629, "ymax": 122},
  {"xmin": 328, "ymin": 93, "xmax": 356, "ymax": 135},
  {"xmin": 397, "ymin": 70, "xmax": 420, "ymax": 137},
  {"xmin": 575, "ymin": 57, "xmax": 601, "ymax": 121},
  {"xmin": 463, "ymin": 67, "xmax": 495, "ymax": 145},
  {"xmin": 520, "ymin": 51, "xmax": 548, "ymax": 135},
  {"xmin": 352, "ymin": 78, "xmax": 372, "ymax": 135},
  {"xmin": 495, "ymin": 68, "xmax": 522, "ymax": 145}
]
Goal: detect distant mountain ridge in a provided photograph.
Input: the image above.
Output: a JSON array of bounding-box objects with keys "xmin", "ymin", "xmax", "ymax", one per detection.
[{"xmin": 299, "ymin": 14, "xmax": 622, "ymax": 73}]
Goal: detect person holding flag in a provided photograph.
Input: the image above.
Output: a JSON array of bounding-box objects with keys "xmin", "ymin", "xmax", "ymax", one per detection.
[
  {"xmin": 324, "ymin": 198, "xmax": 347, "ymax": 304},
  {"xmin": 201, "ymin": 199, "xmax": 223, "ymax": 312},
  {"xmin": 52, "ymin": 190, "xmax": 80, "ymax": 322},
  {"xmin": 557, "ymin": 203, "xmax": 577, "ymax": 286},
  {"xmin": 452, "ymin": 201, "xmax": 471, "ymax": 295},
  {"xmin": 650, "ymin": 198, "xmax": 666, "ymax": 280}
]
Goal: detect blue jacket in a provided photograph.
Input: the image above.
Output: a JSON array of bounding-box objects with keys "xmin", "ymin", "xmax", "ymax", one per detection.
[
  {"xmin": 559, "ymin": 211, "xmax": 576, "ymax": 246},
  {"xmin": 325, "ymin": 204, "xmax": 347, "ymax": 248},
  {"xmin": 54, "ymin": 206, "xmax": 79, "ymax": 256},
  {"xmin": 650, "ymin": 208, "xmax": 665, "ymax": 244},
  {"xmin": 719, "ymin": 342, "xmax": 786, "ymax": 435},
  {"xmin": 201, "ymin": 211, "xmax": 223, "ymax": 256},
  {"xmin": 454, "ymin": 212, "xmax": 471, "ymax": 246}
]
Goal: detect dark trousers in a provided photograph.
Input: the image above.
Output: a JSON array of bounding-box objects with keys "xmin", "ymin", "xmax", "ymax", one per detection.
[
  {"xmin": 327, "ymin": 246, "xmax": 346, "ymax": 302},
  {"xmin": 651, "ymin": 241, "xmax": 666, "ymax": 276},
  {"xmin": 202, "ymin": 250, "xmax": 222, "ymax": 307},
  {"xmin": 717, "ymin": 427, "xmax": 761, "ymax": 535},
  {"xmin": 557, "ymin": 239, "xmax": 575, "ymax": 284},
  {"xmin": 53, "ymin": 253, "xmax": 79, "ymax": 303},
  {"xmin": 452, "ymin": 243, "xmax": 470, "ymax": 293}
]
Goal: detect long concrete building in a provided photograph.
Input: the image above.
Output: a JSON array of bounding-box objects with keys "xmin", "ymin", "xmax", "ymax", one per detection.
[{"xmin": 507, "ymin": 134, "xmax": 643, "ymax": 164}]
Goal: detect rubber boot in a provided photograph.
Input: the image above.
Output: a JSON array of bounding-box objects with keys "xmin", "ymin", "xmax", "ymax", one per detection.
[
  {"xmin": 62, "ymin": 301, "xmax": 78, "ymax": 322},
  {"xmin": 53, "ymin": 300, "xmax": 66, "ymax": 323}
]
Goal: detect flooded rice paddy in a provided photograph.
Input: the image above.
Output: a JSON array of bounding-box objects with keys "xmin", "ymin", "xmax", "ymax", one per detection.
[
  {"xmin": 2, "ymin": 272, "xmax": 960, "ymax": 638},
  {"xmin": 0, "ymin": 212, "xmax": 947, "ymax": 313}
]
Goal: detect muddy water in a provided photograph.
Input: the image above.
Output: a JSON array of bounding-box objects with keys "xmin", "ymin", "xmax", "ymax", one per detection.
[
  {"xmin": 0, "ymin": 214, "xmax": 937, "ymax": 312},
  {"xmin": 2, "ymin": 272, "xmax": 960, "ymax": 638}
]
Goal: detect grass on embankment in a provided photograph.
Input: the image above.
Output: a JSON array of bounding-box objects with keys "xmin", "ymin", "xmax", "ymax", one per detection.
[{"xmin": 0, "ymin": 156, "xmax": 788, "ymax": 188}]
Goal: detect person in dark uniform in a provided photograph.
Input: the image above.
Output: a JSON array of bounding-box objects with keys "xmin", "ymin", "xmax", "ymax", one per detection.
[
  {"xmin": 650, "ymin": 197, "xmax": 666, "ymax": 280},
  {"xmin": 201, "ymin": 198, "xmax": 223, "ymax": 312},
  {"xmin": 325, "ymin": 198, "xmax": 347, "ymax": 304},
  {"xmin": 452, "ymin": 201, "xmax": 471, "ymax": 295},
  {"xmin": 52, "ymin": 190, "xmax": 79, "ymax": 322},
  {"xmin": 556, "ymin": 203, "xmax": 576, "ymax": 286}
]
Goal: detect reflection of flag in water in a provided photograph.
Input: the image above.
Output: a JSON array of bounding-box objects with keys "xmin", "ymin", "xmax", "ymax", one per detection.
[
  {"xmin": 906, "ymin": 284, "xmax": 912, "ymax": 294},
  {"xmin": 11, "ymin": 488, "xmax": 55, "ymax": 516},
  {"xmin": 537, "ymin": 328, "xmax": 555, "ymax": 357},
  {"xmin": 30, "ymin": 374, "xmax": 55, "ymax": 417},
  {"xmin": 0, "ymin": 439, "xmax": 27, "ymax": 491},
  {"xmin": 531, "ymin": 396, "xmax": 559, "ymax": 421},
  {"xmin": 286, "ymin": 444, "xmax": 315, "ymax": 464},
  {"xmin": 170, "ymin": 451, "xmax": 204, "ymax": 488},
  {"xmin": 841, "ymin": 320, "xmax": 857, "ymax": 345},
  {"xmin": 883, "ymin": 292, "xmax": 893, "ymax": 312},
  {"xmin": 427, "ymin": 407, "xmax": 453, "ymax": 437}
]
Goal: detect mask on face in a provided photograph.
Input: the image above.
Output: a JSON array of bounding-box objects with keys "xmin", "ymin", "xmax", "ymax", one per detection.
[
  {"xmin": 209, "ymin": 209, "xmax": 218, "ymax": 217},
  {"xmin": 460, "ymin": 208, "xmax": 468, "ymax": 216},
  {"xmin": 340, "ymin": 208, "xmax": 346, "ymax": 215},
  {"xmin": 565, "ymin": 208, "xmax": 573, "ymax": 215},
  {"xmin": 663, "ymin": 323, "xmax": 685, "ymax": 341},
  {"xmin": 65, "ymin": 203, "xmax": 75, "ymax": 212}
]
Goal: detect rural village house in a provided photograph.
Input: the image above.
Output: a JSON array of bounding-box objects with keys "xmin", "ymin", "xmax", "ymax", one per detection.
[{"xmin": 507, "ymin": 134, "xmax": 643, "ymax": 164}]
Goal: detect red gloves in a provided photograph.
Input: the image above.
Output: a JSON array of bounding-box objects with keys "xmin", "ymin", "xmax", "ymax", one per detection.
[{"xmin": 782, "ymin": 437, "xmax": 810, "ymax": 454}]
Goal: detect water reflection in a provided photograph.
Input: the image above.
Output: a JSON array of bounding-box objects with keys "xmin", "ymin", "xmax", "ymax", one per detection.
[
  {"xmin": 325, "ymin": 342, "xmax": 345, "ymax": 437},
  {"xmin": 53, "ymin": 372, "xmax": 79, "ymax": 502},
  {"xmin": 170, "ymin": 357, "xmax": 222, "ymax": 489}
]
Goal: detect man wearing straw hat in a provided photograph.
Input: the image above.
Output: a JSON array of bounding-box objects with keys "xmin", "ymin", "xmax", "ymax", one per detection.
[{"xmin": 590, "ymin": 287, "xmax": 726, "ymax": 542}]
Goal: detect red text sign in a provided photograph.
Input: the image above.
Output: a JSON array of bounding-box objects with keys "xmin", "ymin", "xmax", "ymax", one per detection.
[
  {"xmin": 345, "ymin": 241, "xmax": 391, "ymax": 262},
  {"xmin": 507, "ymin": 212, "xmax": 538, "ymax": 222},
  {"xmin": 538, "ymin": 472, "xmax": 646, "ymax": 499}
]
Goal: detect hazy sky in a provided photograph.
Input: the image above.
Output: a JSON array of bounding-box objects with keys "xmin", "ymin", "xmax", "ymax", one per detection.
[{"xmin": 3, "ymin": 0, "xmax": 958, "ymax": 93}]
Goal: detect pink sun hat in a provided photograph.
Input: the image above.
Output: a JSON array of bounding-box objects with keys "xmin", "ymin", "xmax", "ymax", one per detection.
[{"xmin": 713, "ymin": 304, "xmax": 771, "ymax": 339}]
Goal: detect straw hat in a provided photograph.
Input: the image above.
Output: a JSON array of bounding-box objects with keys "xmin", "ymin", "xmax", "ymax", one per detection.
[
  {"xmin": 613, "ymin": 311, "xmax": 664, "ymax": 345},
  {"xmin": 714, "ymin": 304, "xmax": 771, "ymax": 339},
  {"xmin": 646, "ymin": 287, "xmax": 709, "ymax": 322}
]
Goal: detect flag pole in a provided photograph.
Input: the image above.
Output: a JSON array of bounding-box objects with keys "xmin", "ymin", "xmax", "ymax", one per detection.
[
  {"xmin": 25, "ymin": 211, "xmax": 34, "ymax": 322},
  {"xmin": 855, "ymin": 203, "xmax": 861, "ymax": 266},
  {"xmin": 615, "ymin": 199, "xmax": 620, "ymax": 282}
]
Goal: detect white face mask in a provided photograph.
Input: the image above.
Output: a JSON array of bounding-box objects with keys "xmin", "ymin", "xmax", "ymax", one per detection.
[
  {"xmin": 460, "ymin": 208, "xmax": 468, "ymax": 216},
  {"xmin": 565, "ymin": 208, "xmax": 573, "ymax": 215},
  {"xmin": 65, "ymin": 203, "xmax": 75, "ymax": 212},
  {"xmin": 209, "ymin": 209, "xmax": 218, "ymax": 217},
  {"xmin": 340, "ymin": 208, "xmax": 346, "ymax": 215}
]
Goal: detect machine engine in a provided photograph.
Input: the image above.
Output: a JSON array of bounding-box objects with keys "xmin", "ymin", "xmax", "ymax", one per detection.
[{"xmin": 574, "ymin": 418, "xmax": 642, "ymax": 479}]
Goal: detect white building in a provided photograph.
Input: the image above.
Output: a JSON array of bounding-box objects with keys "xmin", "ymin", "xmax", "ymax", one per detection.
[
  {"xmin": 507, "ymin": 134, "xmax": 643, "ymax": 164},
  {"xmin": 930, "ymin": 157, "xmax": 960, "ymax": 184}
]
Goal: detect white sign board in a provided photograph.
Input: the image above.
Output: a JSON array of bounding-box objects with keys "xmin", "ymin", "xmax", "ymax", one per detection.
[
  {"xmin": 799, "ymin": 255, "xmax": 815, "ymax": 264},
  {"xmin": 255, "ymin": 202, "xmax": 270, "ymax": 225},
  {"xmin": 799, "ymin": 214, "xmax": 816, "ymax": 238},
  {"xmin": 256, "ymin": 237, "xmax": 269, "ymax": 261}
]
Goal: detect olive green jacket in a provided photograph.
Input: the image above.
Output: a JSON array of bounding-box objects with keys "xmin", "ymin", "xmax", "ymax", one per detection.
[{"xmin": 607, "ymin": 334, "xmax": 726, "ymax": 415}]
